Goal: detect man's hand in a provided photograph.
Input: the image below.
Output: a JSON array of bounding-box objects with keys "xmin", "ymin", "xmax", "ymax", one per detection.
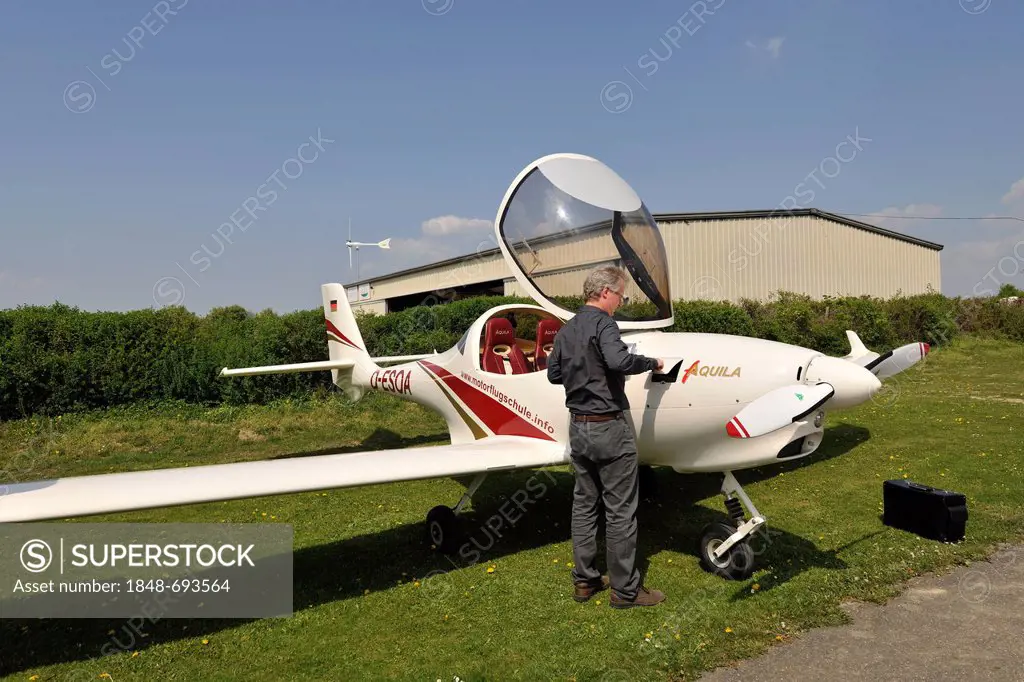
[{"xmin": 655, "ymin": 358, "xmax": 664, "ymax": 371}]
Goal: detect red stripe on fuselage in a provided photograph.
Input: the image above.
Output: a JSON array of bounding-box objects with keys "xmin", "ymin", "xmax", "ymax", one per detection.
[
  {"xmin": 419, "ymin": 361, "xmax": 554, "ymax": 441},
  {"xmin": 325, "ymin": 319, "xmax": 361, "ymax": 350}
]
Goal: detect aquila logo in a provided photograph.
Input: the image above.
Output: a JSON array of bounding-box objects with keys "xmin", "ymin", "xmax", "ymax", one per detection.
[{"xmin": 680, "ymin": 360, "xmax": 741, "ymax": 383}]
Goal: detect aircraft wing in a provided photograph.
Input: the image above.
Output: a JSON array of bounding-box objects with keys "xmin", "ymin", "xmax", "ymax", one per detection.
[
  {"xmin": 220, "ymin": 359, "xmax": 354, "ymax": 377},
  {"xmin": 0, "ymin": 436, "xmax": 568, "ymax": 523},
  {"xmin": 218, "ymin": 353, "xmax": 437, "ymax": 376},
  {"xmin": 843, "ymin": 330, "xmax": 929, "ymax": 379}
]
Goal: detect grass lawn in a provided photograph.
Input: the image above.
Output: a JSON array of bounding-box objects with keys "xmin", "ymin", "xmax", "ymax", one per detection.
[{"xmin": 1, "ymin": 335, "xmax": 1022, "ymax": 681}]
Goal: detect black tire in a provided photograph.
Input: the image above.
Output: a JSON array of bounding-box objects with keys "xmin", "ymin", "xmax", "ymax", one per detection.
[
  {"xmin": 638, "ymin": 465, "xmax": 658, "ymax": 501},
  {"xmin": 697, "ymin": 521, "xmax": 757, "ymax": 580},
  {"xmin": 426, "ymin": 505, "xmax": 462, "ymax": 554}
]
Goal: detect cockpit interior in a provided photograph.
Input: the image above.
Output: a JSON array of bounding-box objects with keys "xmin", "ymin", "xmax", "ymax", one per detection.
[{"xmin": 477, "ymin": 309, "xmax": 563, "ymax": 376}]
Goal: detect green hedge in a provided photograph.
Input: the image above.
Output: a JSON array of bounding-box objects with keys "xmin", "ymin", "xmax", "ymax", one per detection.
[{"xmin": 1, "ymin": 292, "xmax": 1022, "ymax": 420}]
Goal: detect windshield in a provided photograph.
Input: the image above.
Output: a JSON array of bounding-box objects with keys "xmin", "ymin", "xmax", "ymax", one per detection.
[{"xmin": 498, "ymin": 165, "xmax": 673, "ymax": 323}]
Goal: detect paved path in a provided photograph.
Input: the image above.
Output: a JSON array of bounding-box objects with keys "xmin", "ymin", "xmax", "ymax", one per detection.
[{"xmin": 701, "ymin": 544, "xmax": 1024, "ymax": 681}]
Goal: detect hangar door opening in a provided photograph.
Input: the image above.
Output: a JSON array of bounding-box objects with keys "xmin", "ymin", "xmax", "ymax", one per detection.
[{"xmin": 385, "ymin": 278, "xmax": 506, "ymax": 313}]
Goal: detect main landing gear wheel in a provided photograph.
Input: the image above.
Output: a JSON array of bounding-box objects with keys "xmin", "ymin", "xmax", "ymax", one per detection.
[
  {"xmin": 426, "ymin": 505, "xmax": 462, "ymax": 554},
  {"xmin": 425, "ymin": 472, "xmax": 486, "ymax": 555},
  {"xmin": 697, "ymin": 522, "xmax": 756, "ymax": 580},
  {"xmin": 695, "ymin": 471, "xmax": 766, "ymax": 581}
]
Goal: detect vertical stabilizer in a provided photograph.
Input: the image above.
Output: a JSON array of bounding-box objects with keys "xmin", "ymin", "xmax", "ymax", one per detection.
[{"xmin": 321, "ymin": 283, "xmax": 377, "ymax": 400}]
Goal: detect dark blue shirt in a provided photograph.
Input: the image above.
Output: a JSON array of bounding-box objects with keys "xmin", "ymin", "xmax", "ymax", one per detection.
[{"xmin": 546, "ymin": 305, "xmax": 659, "ymax": 415}]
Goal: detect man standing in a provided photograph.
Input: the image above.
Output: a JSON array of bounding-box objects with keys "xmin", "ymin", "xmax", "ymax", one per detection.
[{"xmin": 546, "ymin": 265, "xmax": 666, "ymax": 608}]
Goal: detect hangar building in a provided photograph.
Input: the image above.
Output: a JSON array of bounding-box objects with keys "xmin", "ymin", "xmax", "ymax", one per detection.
[{"xmin": 344, "ymin": 208, "xmax": 943, "ymax": 315}]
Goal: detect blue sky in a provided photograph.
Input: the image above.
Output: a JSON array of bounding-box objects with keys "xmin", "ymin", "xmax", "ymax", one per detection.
[{"xmin": 1, "ymin": 0, "xmax": 1022, "ymax": 314}]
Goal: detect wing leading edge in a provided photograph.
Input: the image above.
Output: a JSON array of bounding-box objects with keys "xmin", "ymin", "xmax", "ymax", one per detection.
[{"xmin": 0, "ymin": 436, "xmax": 568, "ymax": 523}]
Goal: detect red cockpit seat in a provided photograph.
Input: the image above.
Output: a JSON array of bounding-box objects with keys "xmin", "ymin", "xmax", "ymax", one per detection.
[
  {"xmin": 534, "ymin": 318, "xmax": 562, "ymax": 370},
  {"xmin": 482, "ymin": 318, "xmax": 530, "ymax": 375}
]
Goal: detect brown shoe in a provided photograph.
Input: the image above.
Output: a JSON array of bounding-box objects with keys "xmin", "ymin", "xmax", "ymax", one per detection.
[
  {"xmin": 573, "ymin": 575, "xmax": 610, "ymax": 602},
  {"xmin": 610, "ymin": 586, "xmax": 666, "ymax": 609}
]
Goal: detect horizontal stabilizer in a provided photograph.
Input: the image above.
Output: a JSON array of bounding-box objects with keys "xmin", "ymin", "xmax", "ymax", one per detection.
[
  {"xmin": 726, "ymin": 382, "xmax": 834, "ymax": 439},
  {"xmin": 863, "ymin": 342, "xmax": 929, "ymax": 380},
  {"xmin": 220, "ymin": 359, "xmax": 354, "ymax": 377},
  {"xmin": 0, "ymin": 436, "xmax": 568, "ymax": 523}
]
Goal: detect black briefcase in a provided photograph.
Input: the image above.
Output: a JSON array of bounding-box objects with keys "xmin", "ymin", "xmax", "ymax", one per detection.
[{"xmin": 882, "ymin": 479, "xmax": 967, "ymax": 543}]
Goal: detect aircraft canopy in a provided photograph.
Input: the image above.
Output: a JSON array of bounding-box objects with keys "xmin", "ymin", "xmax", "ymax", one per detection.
[{"xmin": 496, "ymin": 154, "xmax": 674, "ymax": 329}]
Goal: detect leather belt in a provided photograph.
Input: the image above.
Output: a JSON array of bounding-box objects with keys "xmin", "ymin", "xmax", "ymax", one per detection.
[{"xmin": 571, "ymin": 412, "xmax": 622, "ymax": 422}]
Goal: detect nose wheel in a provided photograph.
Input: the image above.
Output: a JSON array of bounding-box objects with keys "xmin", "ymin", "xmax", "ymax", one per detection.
[
  {"xmin": 696, "ymin": 471, "xmax": 764, "ymax": 581},
  {"xmin": 698, "ymin": 522, "xmax": 756, "ymax": 579}
]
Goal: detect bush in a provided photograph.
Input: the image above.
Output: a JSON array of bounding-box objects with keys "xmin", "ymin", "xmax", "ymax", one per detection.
[{"xmin": 2, "ymin": 290, "xmax": 1023, "ymax": 419}]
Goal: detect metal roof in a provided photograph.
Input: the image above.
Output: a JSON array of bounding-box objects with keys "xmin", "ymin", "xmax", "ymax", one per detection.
[
  {"xmin": 653, "ymin": 208, "xmax": 944, "ymax": 251},
  {"xmin": 343, "ymin": 208, "xmax": 944, "ymax": 287}
]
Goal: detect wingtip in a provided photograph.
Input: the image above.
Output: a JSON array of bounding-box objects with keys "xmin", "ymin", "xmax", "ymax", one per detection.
[{"xmin": 846, "ymin": 330, "xmax": 869, "ymax": 357}]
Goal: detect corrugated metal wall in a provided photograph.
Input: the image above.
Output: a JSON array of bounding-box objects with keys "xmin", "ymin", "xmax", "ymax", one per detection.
[
  {"xmin": 352, "ymin": 214, "xmax": 942, "ymax": 310},
  {"xmin": 658, "ymin": 216, "xmax": 941, "ymax": 302}
]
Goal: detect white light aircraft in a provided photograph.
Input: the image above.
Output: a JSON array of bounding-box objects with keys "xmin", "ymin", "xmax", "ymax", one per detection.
[{"xmin": 0, "ymin": 153, "xmax": 929, "ymax": 580}]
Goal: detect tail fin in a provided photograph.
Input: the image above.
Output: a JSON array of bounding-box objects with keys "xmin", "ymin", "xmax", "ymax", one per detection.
[{"xmin": 322, "ymin": 283, "xmax": 378, "ymax": 401}]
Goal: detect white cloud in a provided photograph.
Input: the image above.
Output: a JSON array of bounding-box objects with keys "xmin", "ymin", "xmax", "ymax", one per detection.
[
  {"xmin": 421, "ymin": 215, "xmax": 492, "ymax": 237},
  {"xmin": 353, "ymin": 214, "xmax": 498, "ymax": 280},
  {"xmin": 390, "ymin": 233, "xmax": 497, "ymax": 263},
  {"xmin": 746, "ymin": 37, "xmax": 785, "ymax": 58},
  {"xmin": 1001, "ymin": 177, "xmax": 1024, "ymax": 206},
  {"xmin": 869, "ymin": 203, "xmax": 943, "ymax": 230}
]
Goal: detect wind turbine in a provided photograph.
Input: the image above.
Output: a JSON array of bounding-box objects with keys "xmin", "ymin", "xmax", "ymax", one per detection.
[{"xmin": 346, "ymin": 218, "xmax": 392, "ymax": 280}]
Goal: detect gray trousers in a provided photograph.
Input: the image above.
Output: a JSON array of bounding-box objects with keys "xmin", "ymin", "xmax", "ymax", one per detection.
[{"xmin": 568, "ymin": 415, "xmax": 641, "ymax": 600}]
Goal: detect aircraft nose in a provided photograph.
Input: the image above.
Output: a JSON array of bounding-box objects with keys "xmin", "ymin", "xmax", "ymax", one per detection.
[{"xmin": 804, "ymin": 355, "xmax": 882, "ymax": 408}]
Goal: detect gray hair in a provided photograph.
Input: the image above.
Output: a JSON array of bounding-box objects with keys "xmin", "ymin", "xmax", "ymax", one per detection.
[{"xmin": 583, "ymin": 265, "xmax": 626, "ymax": 301}]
